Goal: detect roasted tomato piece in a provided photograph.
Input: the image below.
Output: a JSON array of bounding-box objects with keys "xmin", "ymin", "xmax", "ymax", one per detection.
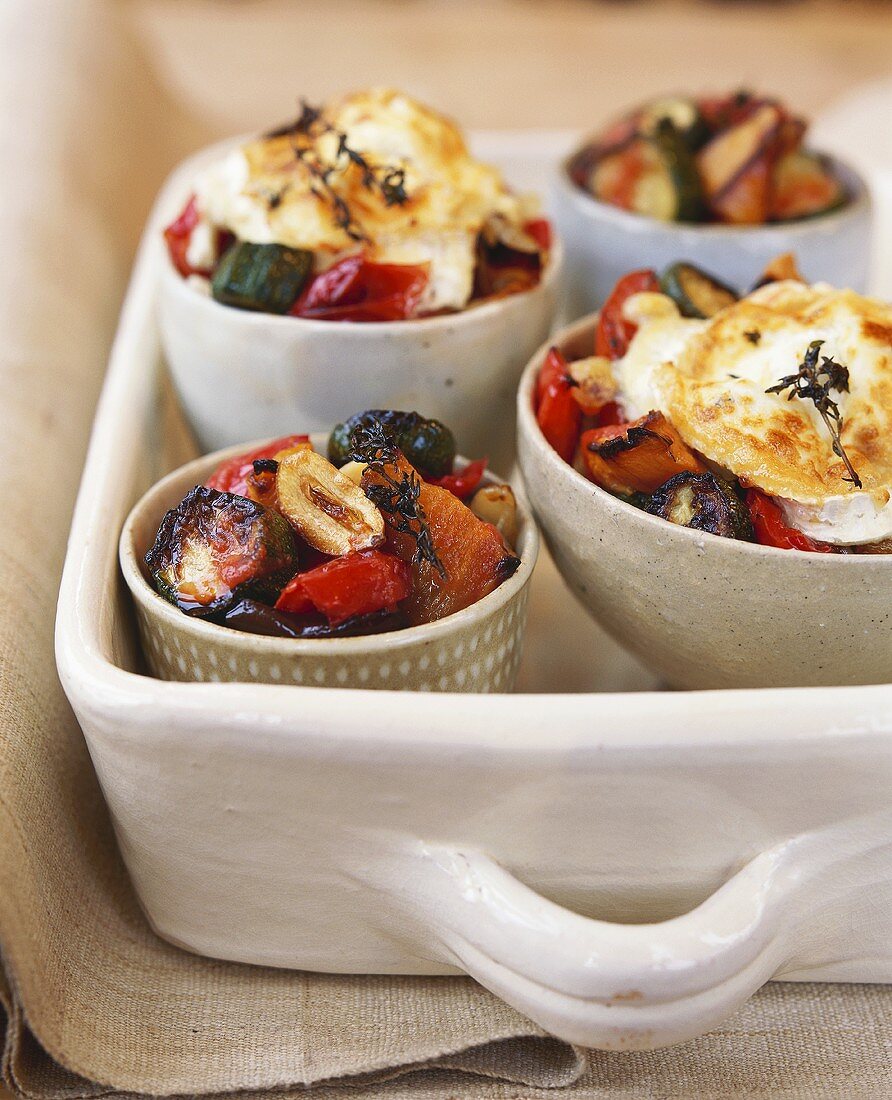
[
  {"xmin": 163, "ymin": 195, "xmax": 207, "ymax": 278},
  {"xmin": 745, "ymin": 490, "xmax": 837, "ymax": 552},
  {"xmin": 221, "ymin": 599, "xmax": 407, "ymax": 638},
  {"xmin": 646, "ymin": 472, "xmax": 753, "ymax": 540},
  {"xmin": 206, "ymin": 435, "xmax": 311, "ymax": 498},
  {"xmin": 523, "ymin": 217, "xmax": 553, "ymax": 251},
  {"xmin": 428, "ymin": 458, "xmax": 488, "ymax": 500},
  {"xmin": 360, "ymin": 451, "xmax": 519, "ymax": 626},
  {"xmin": 595, "ymin": 269, "xmax": 661, "ymax": 359},
  {"xmin": 581, "ymin": 411, "xmax": 705, "ymax": 496},
  {"xmin": 275, "ymin": 549, "xmax": 412, "ymax": 624},
  {"xmin": 145, "ymin": 486, "xmax": 297, "ymax": 614},
  {"xmin": 328, "ymin": 410, "xmax": 456, "ymax": 478},
  {"xmin": 536, "ymin": 346, "xmax": 582, "ymax": 464},
  {"xmin": 291, "ymin": 254, "xmax": 429, "ymax": 322}
]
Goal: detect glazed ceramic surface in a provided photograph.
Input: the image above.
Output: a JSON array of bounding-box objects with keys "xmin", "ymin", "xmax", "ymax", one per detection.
[
  {"xmin": 55, "ymin": 134, "xmax": 892, "ymax": 1053},
  {"xmin": 552, "ymin": 155, "xmax": 873, "ymax": 317},
  {"xmin": 158, "ymin": 138, "xmax": 562, "ymax": 473},
  {"xmin": 517, "ymin": 315, "xmax": 892, "ymax": 691},
  {"xmin": 121, "ymin": 438, "xmax": 536, "ymax": 693}
]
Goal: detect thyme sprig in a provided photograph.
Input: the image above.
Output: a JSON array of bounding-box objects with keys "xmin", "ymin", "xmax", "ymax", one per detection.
[
  {"xmin": 766, "ymin": 339, "xmax": 862, "ymax": 489},
  {"xmin": 349, "ymin": 422, "xmax": 447, "ymax": 578},
  {"xmin": 266, "ymin": 99, "xmax": 409, "ymax": 243}
]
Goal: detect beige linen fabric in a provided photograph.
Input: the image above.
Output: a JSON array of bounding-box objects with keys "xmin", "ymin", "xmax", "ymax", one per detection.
[{"xmin": 0, "ymin": 1, "xmax": 889, "ymax": 1097}]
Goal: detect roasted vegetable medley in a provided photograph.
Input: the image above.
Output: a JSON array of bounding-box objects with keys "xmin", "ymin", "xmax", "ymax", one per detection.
[
  {"xmin": 569, "ymin": 91, "xmax": 847, "ymax": 225},
  {"xmin": 145, "ymin": 414, "xmax": 521, "ymax": 638},
  {"xmin": 535, "ymin": 256, "xmax": 892, "ymax": 554},
  {"xmin": 165, "ymin": 90, "xmax": 551, "ymax": 320}
]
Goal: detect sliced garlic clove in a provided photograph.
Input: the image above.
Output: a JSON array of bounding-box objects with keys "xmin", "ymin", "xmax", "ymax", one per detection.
[
  {"xmin": 469, "ymin": 484, "xmax": 519, "ymax": 549},
  {"xmin": 277, "ymin": 449, "xmax": 384, "ymax": 555}
]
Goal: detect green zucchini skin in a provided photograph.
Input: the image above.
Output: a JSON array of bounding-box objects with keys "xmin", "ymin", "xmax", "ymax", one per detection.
[
  {"xmin": 649, "ymin": 120, "xmax": 706, "ymax": 223},
  {"xmin": 146, "ymin": 485, "xmax": 298, "ymax": 615},
  {"xmin": 660, "ymin": 262, "xmax": 739, "ymax": 318},
  {"xmin": 638, "ymin": 97, "xmax": 710, "ymax": 152},
  {"xmin": 645, "ymin": 472, "xmax": 753, "ymax": 541},
  {"xmin": 328, "ymin": 410, "xmax": 456, "ymax": 478},
  {"xmin": 211, "ymin": 241, "xmax": 313, "ymax": 314}
]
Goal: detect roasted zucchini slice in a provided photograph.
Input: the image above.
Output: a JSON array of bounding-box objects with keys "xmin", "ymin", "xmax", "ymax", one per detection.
[
  {"xmin": 145, "ymin": 486, "xmax": 297, "ymax": 614},
  {"xmin": 646, "ymin": 472, "xmax": 754, "ymax": 541},
  {"xmin": 219, "ymin": 599, "xmax": 408, "ymax": 638},
  {"xmin": 638, "ymin": 97, "xmax": 710, "ymax": 151},
  {"xmin": 211, "ymin": 241, "xmax": 313, "ymax": 314},
  {"xmin": 328, "ymin": 410, "xmax": 456, "ymax": 479},
  {"xmin": 660, "ymin": 262, "xmax": 739, "ymax": 318}
]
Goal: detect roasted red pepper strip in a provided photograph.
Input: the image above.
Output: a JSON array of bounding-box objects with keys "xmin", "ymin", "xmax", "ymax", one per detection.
[
  {"xmin": 523, "ymin": 218, "xmax": 552, "ymax": 251},
  {"xmin": 536, "ymin": 346, "xmax": 582, "ymax": 463},
  {"xmin": 291, "ymin": 254, "xmax": 429, "ymax": 322},
  {"xmin": 595, "ymin": 268, "xmax": 661, "ymax": 360},
  {"xmin": 163, "ymin": 195, "xmax": 207, "ymax": 278},
  {"xmin": 275, "ymin": 550, "xmax": 413, "ymax": 624},
  {"xmin": 745, "ymin": 490, "xmax": 836, "ymax": 553},
  {"xmin": 206, "ymin": 435, "xmax": 310, "ymax": 498},
  {"xmin": 428, "ymin": 458, "xmax": 488, "ymax": 499}
]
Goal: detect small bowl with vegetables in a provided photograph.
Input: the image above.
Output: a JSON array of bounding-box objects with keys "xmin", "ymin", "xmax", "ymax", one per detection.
[
  {"xmin": 158, "ymin": 89, "xmax": 560, "ymax": 471},
  {"xmin": 517, "ymin": 257, "xmax": 892, "ymax": 691},
  {"xmin": 121, "ymin": 411, "xmax": 537, "ymax": 693},
  {"xmin": 554, "ymin": 90, "xmax": 872, "ymax": 319}
]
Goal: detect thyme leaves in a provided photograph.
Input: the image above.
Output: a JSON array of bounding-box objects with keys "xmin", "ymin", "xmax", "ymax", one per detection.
[
  {"xmin": 766, "ymin": 339, "xmax": 862, "ymax": 489},
  {"xmin": 267, "ymin": 99, "xmax": 410, "ymax": 243},
  {"xmin": 349, "ymin": 422, "xmax": 447, "ymax": 578}
]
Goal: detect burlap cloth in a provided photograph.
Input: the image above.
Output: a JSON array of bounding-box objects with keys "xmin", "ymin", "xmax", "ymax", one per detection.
[{"xmin": 0, "ymin": 1, "xmax": 889, "ymax": 1096}]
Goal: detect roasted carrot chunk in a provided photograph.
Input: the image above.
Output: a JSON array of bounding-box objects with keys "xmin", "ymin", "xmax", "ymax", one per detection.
[
  {"xmin": 581, "ymin": 411, "xmax": 704, "ymax": 495},
  {"xmin": 362, "ymin": 454, "xmax": 519, "ymax": 626}
]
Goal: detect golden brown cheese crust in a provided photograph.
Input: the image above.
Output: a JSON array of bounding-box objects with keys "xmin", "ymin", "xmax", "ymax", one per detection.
[{"xmin": 656, "ymin": 282, "xmax": 892, "ymax": 505}]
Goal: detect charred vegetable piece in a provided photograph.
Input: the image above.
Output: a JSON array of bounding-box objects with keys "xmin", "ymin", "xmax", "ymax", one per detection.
[
  {"xmin": 211, "ymin": 241, "xmax": 313, "ymax": 314},
  {"xmin": 581, "ymin": 412, "xmax": 705, "ymax": 496},
  {"xmin": 361, "ymin": 452, "xmax": 519, "ymax": 626},
  {"xmin": 291, "ymin": 254, "xmax": 428, "ymax": 322},
  {"xmin": 220, "ymin": 599, "xmax": 408, "ymax": 638},
  {"xmin": 207, "ymin": 435, "xmax": 311, "ymax": 498},
  {"xmin": 276, "ymin": 449, "xmax": 384, "ymax": 556},
  {"xmin": 660, "ymin": 262, "xmax": 739, "ymax": 319},
  {"xmin": 697, "ymin": 103, "xmax": 784, "ymax": 224},
  {"xmin": 568, "ymin": 356, "xmax": 618, "ymax": 415},
  {"xmin": 595, "ymin": 269, "xmax": 662, "ymax": 360},
  {"xmin": 536, "ymin": 347, "xmax": 582, "ymax": 464},
  {"xmin": 145, "ymin": 486, "xmax": 297, "ymax": 615},
  {"xmin": 770, "ymin": 151, "xmax": 846, "ymax": 221},
  {"xmin": 328, "ymin": 410, "xmax": 456, "ymax": 479},
  {"xmin": 646, "ymin": 472, "xmax": 753, "ymax": 540},
  {"xmin": 638, "ymin": 97, "xmax": 710, "ymax": 151},
  {"xmin": 592, "ymin": 127, "xmax": 703, "ymax": 223},
  {"xmin": 275, "ymin": 549, "xmax": 412, "ymax": 624},
  {"xmin": 752, "ymin": 252, "xmax": 805, "ymax": 289}
]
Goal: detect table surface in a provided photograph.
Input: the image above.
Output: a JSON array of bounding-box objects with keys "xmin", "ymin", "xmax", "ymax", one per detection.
[{"xmin": 9, "ymin": 2, "xmax": 891, "ymax": 1097}]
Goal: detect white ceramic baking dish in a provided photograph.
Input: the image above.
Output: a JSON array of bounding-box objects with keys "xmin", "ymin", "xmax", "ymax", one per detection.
[{"xmin": 55, "ymin": 133, "xmax": 892, "ymax": 1052}]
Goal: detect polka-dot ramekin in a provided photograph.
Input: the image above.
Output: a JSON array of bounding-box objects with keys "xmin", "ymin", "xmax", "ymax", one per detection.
[{"xmin": 119, "ymin": 438, "xmax": 538, "ymax": 692}]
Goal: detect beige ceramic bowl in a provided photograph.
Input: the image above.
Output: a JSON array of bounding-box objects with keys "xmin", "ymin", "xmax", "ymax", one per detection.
[
  {"xmin": 120, "ymin": 435, "xmax": 538, "ymax": 692},
  {"xmin": 517, "ymin": 316, "xmax": 892, "ymax": 691}
]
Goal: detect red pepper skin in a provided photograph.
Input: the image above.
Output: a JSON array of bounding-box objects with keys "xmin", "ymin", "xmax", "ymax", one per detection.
[
  {"xmin": 523, "ymin": 218, "xmax": 552, "ymax": 251},
  {"xmin": 163, "ymin": 195, "xmax": 208, "ymax": 278},
  {"xmin": 428, "ymin": 458, "xmax": 488, "ymax": 499},
  {"xmin": 275, "ymin": 550, "xmax": 413, "ymax": 624},
  {"xmin": 206, "ymin": 435, "xmax": 310, "ymax": 498},
  {"xmin": 746, "ymin": 490, "xmax": 837, "ymax": 553},
  {"xmin": 536, "ymin": 346, "xmax": 583, "ymax": 464},
  {"xmin": 594, "ymin": 269, "xmax": 661, "ymax": 360},
  {"xmin": 291, "ymin": 254, "xmax": 429, "ymax": 322}
]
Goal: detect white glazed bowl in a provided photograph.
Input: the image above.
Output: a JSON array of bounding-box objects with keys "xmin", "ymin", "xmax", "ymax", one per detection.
[
  {"xmin": 120, "ymin": 435, "xmax": 538, "ymax": 693},
  {"xmin": 158, "ymin": 238, "xmax": 562, "ymax": 473},
  {"xmin": 517, "ymin": 316, "xmax": 892, "ymax": 691},
  {"xmin": 552, "ymin": 155, "xmax": 873, "ymax": 319}
]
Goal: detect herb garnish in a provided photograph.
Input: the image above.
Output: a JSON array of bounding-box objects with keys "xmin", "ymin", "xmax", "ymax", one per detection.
[
  {"xmin": 267, "ymin": 99, "xmax": 410, "ymax": 243},
  {"xmin": 766, "ymin": 339, "xmax": 862, "ymax": 489},
  {"xmin": 349, "ymin": 421, "xmax": 447, "ymax": 577},
  {"xmin": 744, "ymin": 329, "xmax": 761, "ymax": 345}
]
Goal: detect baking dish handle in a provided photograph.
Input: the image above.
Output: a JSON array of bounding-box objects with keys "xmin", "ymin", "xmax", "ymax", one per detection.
[{"xmin": 394, "ymin": 840, "xmax": 806, "ymax": 1050}]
